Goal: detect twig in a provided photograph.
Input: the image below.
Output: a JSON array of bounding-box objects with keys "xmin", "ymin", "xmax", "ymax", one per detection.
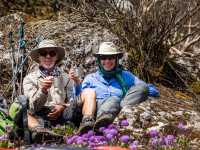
[{"xmin": 182, "ymin": 35, "xmax": 200, "ymax": 52}]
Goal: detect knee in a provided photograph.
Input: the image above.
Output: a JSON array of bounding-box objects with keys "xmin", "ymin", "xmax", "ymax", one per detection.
[
  {"xmin": 97, "ymin": 97, "xmax": 121, "ymax": 116},
  {"xmin": 120, "ymin": 83, "xmax": 148, "ymax": 107},
  {"xmin": 129, "ymin": 83, "xmax": 148, "ymax": 95},
  {"xmin": 81, "ymin": 88, "xmax": 96, "ymax": 101}
]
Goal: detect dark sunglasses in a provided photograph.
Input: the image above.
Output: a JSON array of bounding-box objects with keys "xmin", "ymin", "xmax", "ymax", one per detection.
[
  {"xmin": 99, "ymin": 55, "xmax": 116, "ymax": 60},
  {"xmin": 39, "ymin": 50, "xmax": 57, "ymax": 57}
]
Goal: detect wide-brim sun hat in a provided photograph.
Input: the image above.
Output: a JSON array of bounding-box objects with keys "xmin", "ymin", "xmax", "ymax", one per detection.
[
  {"xmin": 29, "ymin": 39, "xmax": 65, "ymax": 63},
  {"xmin": 94, "ymin": 42, "xmax": 124, "ymax": 58}
]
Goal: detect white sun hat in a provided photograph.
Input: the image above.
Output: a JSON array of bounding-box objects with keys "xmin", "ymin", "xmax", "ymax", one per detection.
[
  {"xmin": 94, "ymin": 42, "xmax": 123, "ymax": 58},
  {"xmin": 30, "ymin": 39, "xmax": 65, "ymax": 63}
]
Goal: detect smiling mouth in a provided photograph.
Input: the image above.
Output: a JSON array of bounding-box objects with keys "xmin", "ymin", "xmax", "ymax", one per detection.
[
  {"xmin": 104, "ymin": 64, "xmax": 113, "ymax": 67},
  {"xmin": 44, "ymin": 61, "xmax": 53, "ymax": 63}
]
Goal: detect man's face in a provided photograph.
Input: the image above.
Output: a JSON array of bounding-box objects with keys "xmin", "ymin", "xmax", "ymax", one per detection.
[
  {"xmin": 38, "ymin": 49, "xmax": 58, "ymax": 69},
  {"xmin": 99, "ymin": 55, "xmax": 117, "ymax": 71}
]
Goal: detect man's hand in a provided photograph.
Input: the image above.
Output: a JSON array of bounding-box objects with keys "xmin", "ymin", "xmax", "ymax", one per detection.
[
  {"xmin": 47, "ymin": 104, "xmax": 65, "ymax": 120},
  {"xmin": 40, "ymin": 76, "xmax": 54, "ymax": 94}
]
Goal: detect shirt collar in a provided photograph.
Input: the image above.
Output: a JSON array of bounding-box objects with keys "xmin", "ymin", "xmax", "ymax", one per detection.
[{"xmin": 96, "ymin": 70, "xmax": 116, "ymax": 84}]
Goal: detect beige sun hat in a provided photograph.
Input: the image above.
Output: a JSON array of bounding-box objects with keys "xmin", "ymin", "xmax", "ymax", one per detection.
[
  {"xmin": 94, "ymin": 42, "xmax": 123, "ymax": 58},
  {"xmin": 30, "ymin": 39, "xmax": 65, "ymax": 63}
]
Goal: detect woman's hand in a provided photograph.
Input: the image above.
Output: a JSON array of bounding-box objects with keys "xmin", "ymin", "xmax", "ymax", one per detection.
[
  {"xmin": 68, "ymin": 67, "xmax": 81, "ymax": 85},
  {"xmin": 47, "ymin": 104, "xmax": 65, "ymax": 120}
]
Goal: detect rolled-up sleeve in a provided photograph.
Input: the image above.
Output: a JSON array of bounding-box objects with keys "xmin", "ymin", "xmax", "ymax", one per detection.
[
  {"xmin": 81, "ymin": 75, "xmax": 93, "ymax": 91},
  {"xmin": 23, "ymin": 75, "xmax": 47, "ymax": 112}
]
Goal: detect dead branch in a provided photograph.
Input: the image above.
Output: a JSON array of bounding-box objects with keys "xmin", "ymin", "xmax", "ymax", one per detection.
[{"xmin": 183, "ymin": 35, "xmax": 200, "ymax": 52}]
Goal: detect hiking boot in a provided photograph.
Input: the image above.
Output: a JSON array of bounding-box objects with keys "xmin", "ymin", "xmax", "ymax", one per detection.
[
  {"xmin": 94, "ymin": 113, "xmax": 115, "ymax": 132},
  {"xmin": 78, "ymin": 116, "xmax": 95, "ymax": 134},
  {"xmin": 31, "ymin": 127, "xmax": 63, "ymax": 143}
]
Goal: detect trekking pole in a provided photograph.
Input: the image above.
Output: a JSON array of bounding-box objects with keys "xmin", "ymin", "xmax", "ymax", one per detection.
[
  {"xmin": 8, "ymin": 31, "xmax": 17, "ymax": 102},
  {"xmin": 11, "ymin": 19, "xmax": 31, "ymax": 144},
  {"xmin": 17, "ymin": 19, "xmax": 26, "ymax": 95}
]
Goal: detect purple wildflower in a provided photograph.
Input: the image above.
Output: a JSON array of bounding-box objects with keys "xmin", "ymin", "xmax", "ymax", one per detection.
[
  {"xmin": 108, "ymin": 129, "xmax": 118, "ymax": 136},
  {"xmin": 119, "ymin": 135, "xmax": 130, "ymax": 143},
  {"xmin": 87, "ymin": 130, "xmax": 95, "ymax": 137},
  {"xmin": 66, "ymin": 135, "xmax": 78, "ymax": 144},
  {"xmin": 82, "ymin": 133, "xmax": 89, "ymax": 139},
  {"xmin": 177, "ymin": 122, "xmax": 186, "ymax": 130},
  {"xmin": 148, "ymin": 129, "xmax": 159, "ymax": 138},
  {"xmin": 132, "ymin": 140, "xmax": 139, "ymax": 145},
  {"xmin": 76, "ymin": 136, "xmax": 84, "ymax": 141},
  {"xmin": 103, "ymin": 128, "xmax": 111, "ymax": 134},
  {"xmin": 108, "ymin": 124, "xmax": 117, "ymax": 129},
  {"xmin": 89, "ymin": 135, "xmax": 98, "ymax": 143},
  {"xmin": 151, "ymin": 137, "xmax": 159, "ymax": 146},
  {"xmin": 71, "ymin": 135, "xmax": 79, "ymax": 141},
  {"xmin": 76, "ymin": 139, "xmax": 85, "ymax": 145},
  {"xmin": 66, "ymin": 137, "xmax": 74, "ymax": 144},
  {"xmin": 120, "ymin": 119, "xmax": 129, "ymax": 126},
  {"xmin": 164, "ymin": 135, "xmax": 175, "ymax": 145},
  {"xmin": 99, "ymin": 127, "xmax": 106, "ymax": 133},
  {"xmin": 95, "ymin": 136, "xmax": 106, "ymax": 142},
  {"xmin": 130, "ymin": 143, "xmax": 137, "ymax": 150},
  {"xmin": 130, "ymin": 140, "xmax": 139, "ymax": 150},
  {"xmin": 106, "ymin": 133, "xmax": 113, "ymax": 141}
]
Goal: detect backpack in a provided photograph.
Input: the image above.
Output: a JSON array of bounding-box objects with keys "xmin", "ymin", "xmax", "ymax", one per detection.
[
  {"xmin": 9, "ymin": 95, "xmax": 31, "ymax": 144},
  {"xmin": 0, "ymin": 95, "xmax": 31, "ymax": 144}
]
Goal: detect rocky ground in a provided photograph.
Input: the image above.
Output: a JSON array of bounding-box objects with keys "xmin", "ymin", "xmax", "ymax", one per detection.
[{"xmin": 116, "ymin": 85, "xmax": 200, "ymax": 149}]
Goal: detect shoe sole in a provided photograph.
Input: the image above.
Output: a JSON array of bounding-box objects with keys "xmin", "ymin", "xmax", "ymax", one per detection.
[
  {"xmin": 93, "ymin": 117, "xmax": 114, "ymax": 132},
  {"xmin": 78, "ymin": 125, "xmax": 93, "ymax": 134}
]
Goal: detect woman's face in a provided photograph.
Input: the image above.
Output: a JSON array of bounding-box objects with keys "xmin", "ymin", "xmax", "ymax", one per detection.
[
  {"xmin": 38, "ymin": 49, "xmax": 58, "ymax": 69},
  {"xmin": 99, "ymin": 55, "xmax": 117, "ymax": 71}
]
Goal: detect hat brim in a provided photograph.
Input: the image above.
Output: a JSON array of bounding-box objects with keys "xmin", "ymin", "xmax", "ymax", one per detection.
[
  {"xmin": 94, "ymin": 52, "xmax": 123, "ymax": 59},
  {"xmin": 29, "ymin": 46, "xmax": 65, "ymax": 63}
]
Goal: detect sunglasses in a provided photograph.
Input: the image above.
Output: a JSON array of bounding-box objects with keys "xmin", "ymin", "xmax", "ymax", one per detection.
[
  {"xmin": 39, "ymin": 50, "xmax": 57, "ymax": 57},
  {"xmin": 99, "ymin": 55, "xmax": 116, "ymax": 60}
]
